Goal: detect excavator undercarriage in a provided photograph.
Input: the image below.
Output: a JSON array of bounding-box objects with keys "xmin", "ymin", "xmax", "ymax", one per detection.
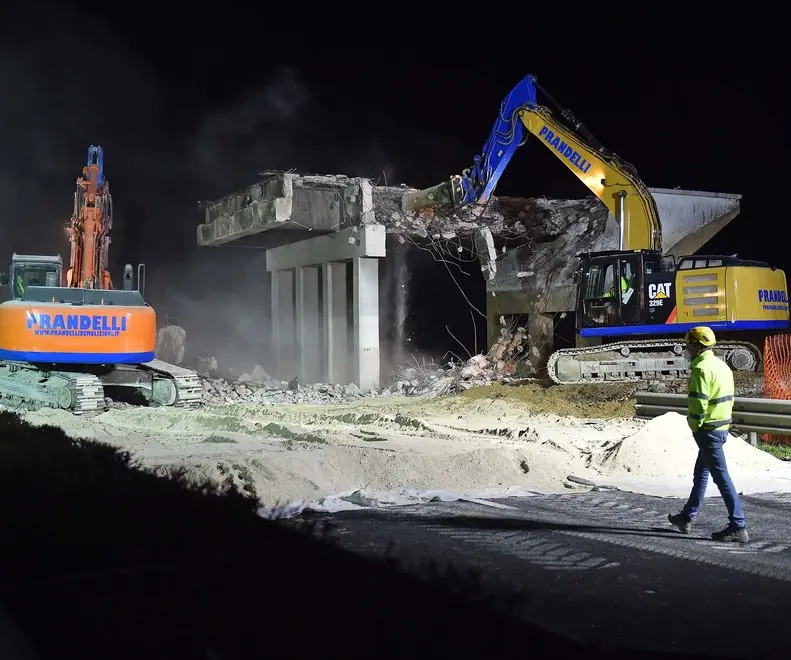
[
  {"xmin": 0, "ymin": 358, "xmax": 203, "ymax": 416},
  {"xmin": 547, "ymin": 339, "xmax": 761, "ymax": 385}
]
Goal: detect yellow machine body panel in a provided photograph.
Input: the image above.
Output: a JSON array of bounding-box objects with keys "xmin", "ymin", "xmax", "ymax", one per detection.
[{"xmin": 674, "ymin": 265, "xmax": 789, "ymax": 326}]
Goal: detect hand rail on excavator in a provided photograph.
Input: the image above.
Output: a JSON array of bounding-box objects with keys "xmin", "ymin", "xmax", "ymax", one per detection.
[{"xmin": 402, "ymin": 74, "xmax": 662, "ymax": 253}]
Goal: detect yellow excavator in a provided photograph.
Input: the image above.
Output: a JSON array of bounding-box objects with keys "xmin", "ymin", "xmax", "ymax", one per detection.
[{"xmin": 404, "ymin": 74, "xmax": 789, "ymax": 384}]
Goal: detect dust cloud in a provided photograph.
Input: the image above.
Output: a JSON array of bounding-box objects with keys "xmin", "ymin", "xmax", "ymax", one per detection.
[{"xmin": 160, "ymin": 68, "xmax": 406, "ymax": 377}]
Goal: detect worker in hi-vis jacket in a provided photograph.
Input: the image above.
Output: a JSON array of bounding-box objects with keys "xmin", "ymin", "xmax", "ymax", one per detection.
[{"xmin": 667, "ymin": 326, "xmax": 748, "ymax": 543}]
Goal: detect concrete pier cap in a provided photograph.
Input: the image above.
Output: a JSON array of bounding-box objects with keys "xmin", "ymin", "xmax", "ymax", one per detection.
[{"xmin": 197, "ymin": 171, "xmax": 742, "ymax": 383}]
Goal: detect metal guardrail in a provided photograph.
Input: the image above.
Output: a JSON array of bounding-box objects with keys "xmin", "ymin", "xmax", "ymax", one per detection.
[{"xmin": 635, "ymin": 392, "xmax": 791, "ymax": 439}]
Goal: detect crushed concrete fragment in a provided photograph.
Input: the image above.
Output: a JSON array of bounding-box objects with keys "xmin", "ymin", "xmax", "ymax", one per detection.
[
  {"xmin": 179, "ymin": 345, "xmax": 763, "ymax": 409},
  {"xmin": 197, "ymin": 356, "xmax": 218, "ymax": 378}
]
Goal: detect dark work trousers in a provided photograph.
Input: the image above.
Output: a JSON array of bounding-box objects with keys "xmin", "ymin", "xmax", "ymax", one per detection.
[{"xmin": 681, "ymin": 429, "xmax": 746, "ymax": 528}]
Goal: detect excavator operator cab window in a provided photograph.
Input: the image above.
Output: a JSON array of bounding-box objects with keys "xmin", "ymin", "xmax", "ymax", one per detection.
[
  {"xmin": 578, "ymin": 254, "xmax": 643, "ymax": 329},
  {"xmin": 11, "ymin": 264, "xmax": 60, "ymax": 299},
  {"xmin": 582, "ymin": 262, "xmax": 613, "ymax": 300}
]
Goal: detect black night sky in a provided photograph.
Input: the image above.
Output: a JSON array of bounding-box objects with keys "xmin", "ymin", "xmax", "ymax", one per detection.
[{"xmin": 0, "ymin": 6, "xmax": 784, "ymax": 369}]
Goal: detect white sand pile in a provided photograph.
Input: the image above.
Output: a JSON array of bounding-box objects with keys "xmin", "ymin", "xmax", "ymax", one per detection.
[
  {"xmin": 589, "ymin": 412, "xmax": 791, "ymax": 496},
  {"xmin": 593, "ymin": 413, "xmax": 781, "ymax": 479}
]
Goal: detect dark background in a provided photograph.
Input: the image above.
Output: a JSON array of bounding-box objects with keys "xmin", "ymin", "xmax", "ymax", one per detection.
[{"xmin": 0, "ymin": 6, "xmax": 784, "ymax": 371}]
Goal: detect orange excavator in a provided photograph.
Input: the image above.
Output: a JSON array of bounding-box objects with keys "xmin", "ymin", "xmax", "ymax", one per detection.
[{"xmin": 0, "ymin": 145, "xmax": 201, "ymax": 415}]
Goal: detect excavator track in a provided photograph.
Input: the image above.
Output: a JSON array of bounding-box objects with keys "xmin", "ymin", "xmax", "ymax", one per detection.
[
  {"xmin": 139, "ymin": 359, "xmax": 203, "ymax": 409},
  {"xmin": 0, "ymin": 363, "xmax": 105, "ymax": 416},
  {"xmin": 546, "ymin": 339, "xmax": 762, "ymax": 385},
  {"xmin": 0, "ymin": 359, "xmax": 203, "ymax": 416}
]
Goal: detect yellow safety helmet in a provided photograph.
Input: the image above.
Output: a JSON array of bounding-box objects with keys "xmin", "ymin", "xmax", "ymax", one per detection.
[{"xmin": 684, "ymin": 326, "xmax": 716, "ymax": 347}]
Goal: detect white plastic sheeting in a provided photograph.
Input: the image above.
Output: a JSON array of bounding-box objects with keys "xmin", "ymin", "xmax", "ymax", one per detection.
[
  {"xmin": 256, "ymin": 467, "xmax": 791, "ymax": 520},
  {"xmin": 256, "ymin": 486, "xmax": 541, "ymax": 520}
]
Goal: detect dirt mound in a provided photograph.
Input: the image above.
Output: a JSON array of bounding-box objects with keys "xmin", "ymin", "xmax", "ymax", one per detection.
[
  {"xmin": 459, "ymin": 373, "xmax": 765, "ymax": 419},
  {"xmin": 460, "ymin": 382, "xmax": 637, "ymax": 418}
]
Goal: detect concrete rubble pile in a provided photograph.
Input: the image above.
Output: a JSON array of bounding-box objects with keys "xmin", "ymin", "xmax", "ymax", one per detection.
[
  {"xmin": 389, "ymin": 326, "xmax": 531, "ymax": 397},
  {"xmin": 372, "ymin": 185, "xmax": 607, "ymax": 240},
  {"xmin": 187, "ymin": 348, "xmax": 762, "ymax": 409},
  {"xmin": 198, "ymin": 362, "xmax": 388, "ymax": 405},
  {"xmin": 190, "ymin": 327, "xmax": 531, "ymax": 406}
]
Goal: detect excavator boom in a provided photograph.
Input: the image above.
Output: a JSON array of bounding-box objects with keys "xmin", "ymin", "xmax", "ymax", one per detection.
[{"xmin": 403, "ymin": 74, "xmax": 662, "ymax": 252}]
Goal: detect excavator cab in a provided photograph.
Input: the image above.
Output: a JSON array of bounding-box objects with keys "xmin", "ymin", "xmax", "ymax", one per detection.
[
  {"xmin": 574, "ymin": 249, "xmax": 676, "ymax": 336},
  {"xmin": 1, "ymin": 254, "xmax": 63, "ymax": 299}
]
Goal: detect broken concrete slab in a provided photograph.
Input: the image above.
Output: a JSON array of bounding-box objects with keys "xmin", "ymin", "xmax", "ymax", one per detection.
[
  {"xmin": 198, "ymin": 173, "xmax": 741, "ymax": 256},
  {"xmin": 197, "ymin": 170, "xmax": 591, "ymax": 249},
  {"xmin": 198, "ymin": 171, "xmax": 375, "ymax": 248}
]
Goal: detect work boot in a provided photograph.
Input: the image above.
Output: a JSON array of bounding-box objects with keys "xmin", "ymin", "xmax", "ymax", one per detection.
[
  {"xmin": 667, "ymin": 512, "xmax": 692, "ymax": 534},
  {"xmin": 711, "ymin": 524, "xmax": 749, "ymax": 543}
]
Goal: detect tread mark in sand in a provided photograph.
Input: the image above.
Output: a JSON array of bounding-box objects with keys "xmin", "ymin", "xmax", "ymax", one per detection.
[
  {"xmin": 422, "ymin": 525, "xmax": 619, "ymax": 572},
  {"xmin": 748, "ymin": 492, "xmax": 791, "ymax": 506},
  {"xmin": 522, "ymin": 495, "xmax": 791, "ymax": 569},
  {"xmin": 696, "ymin": 540, "xmax": 791, "ymax": 555},
  {"xmin": 550, "ymin": 528, "xmax": 791, "ymax": 582}
]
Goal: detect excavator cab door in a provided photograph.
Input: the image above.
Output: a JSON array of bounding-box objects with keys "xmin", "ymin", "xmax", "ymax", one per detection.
[
  {"xmin": 576, "ymin": 252, "xmax": 646, "ymax": 332},
  {"xmin": 644, "ymin": 254, "xmax": 677, "ymax": 325}
]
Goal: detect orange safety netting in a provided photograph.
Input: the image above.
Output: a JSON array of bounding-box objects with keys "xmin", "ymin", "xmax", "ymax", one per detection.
[{"xmin": 762, "ymin": 334, "xmax": 791, "ymax": 445}]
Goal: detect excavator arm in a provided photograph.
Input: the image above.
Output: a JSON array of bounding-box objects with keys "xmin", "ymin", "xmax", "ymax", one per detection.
[
  {"xmin": 403, "ymin": 75, "xmax": 662, "ymax": 252},
  {"xmin": 66, "ymin": 145, "xmax": 114, "ymax": 289}
]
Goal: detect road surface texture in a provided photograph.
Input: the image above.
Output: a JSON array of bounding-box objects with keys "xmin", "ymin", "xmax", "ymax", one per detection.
[{"xmin": 291, "ymin": 489, "xmax": 791, "ymax": 659}]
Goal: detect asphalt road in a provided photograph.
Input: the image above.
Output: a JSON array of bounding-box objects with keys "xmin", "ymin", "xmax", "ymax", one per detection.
[{"xmin": 293, "ymin": 489, "xmax": 791, "ymax": 658}]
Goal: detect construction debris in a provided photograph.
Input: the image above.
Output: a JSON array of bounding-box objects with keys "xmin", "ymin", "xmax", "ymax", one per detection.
[
  {"xmin": 187, "ymin": 342, "xmax": 763, "ymax": 408},
  {"xmin": 200, "ymin": 378, "xmax": 381, "ymax": 405},
  {"xmin": 389, "ymin": 326, "xmax": 530, "ymax": 396},
  {"xmin": 155, "ymin": 325, "xmax": 186, "ymax": 365}
]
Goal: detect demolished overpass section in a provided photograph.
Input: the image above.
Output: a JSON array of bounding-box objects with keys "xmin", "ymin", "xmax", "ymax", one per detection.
[{"xmin": 197, "ymin": 171, "xmax": 742, "ymax": 385}]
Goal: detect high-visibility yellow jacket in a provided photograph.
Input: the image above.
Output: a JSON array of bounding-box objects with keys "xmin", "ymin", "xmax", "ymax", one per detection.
[
  {"xmin": 604, "ymin": 276, "xmax": 630, "ymax": 299},
  {"xmin": 687, "ymin": 349, "xmax": 734, "ymax": 432}
]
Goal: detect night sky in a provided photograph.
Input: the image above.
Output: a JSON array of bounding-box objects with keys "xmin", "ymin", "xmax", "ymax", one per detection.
[{"xmin": 0, "ymin": 6, "xmax": 783, "ymax": 368}]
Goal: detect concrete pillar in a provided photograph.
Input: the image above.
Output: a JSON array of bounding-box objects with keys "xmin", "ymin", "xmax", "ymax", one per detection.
[
  {"xmin": 271, "ymin": 270, "xmax": 280, "ymax": 376},
  {"xmin": 322, "ymin": 261, "xmax": 350, "ymax": 384},
  {"xmin": 267, "ymin": 225, "xmax": 386, "ymax": 388},
  {"xmin": 297, "ymin": 266, "xmax": 322, "ymax": 383},
  {"xmin": 270, "ymin": 269, "xmax": 296, "ymax": 380},
  {"xmin": 353, "ymin": 257, "xmax": 380, "ymax": 390}
]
